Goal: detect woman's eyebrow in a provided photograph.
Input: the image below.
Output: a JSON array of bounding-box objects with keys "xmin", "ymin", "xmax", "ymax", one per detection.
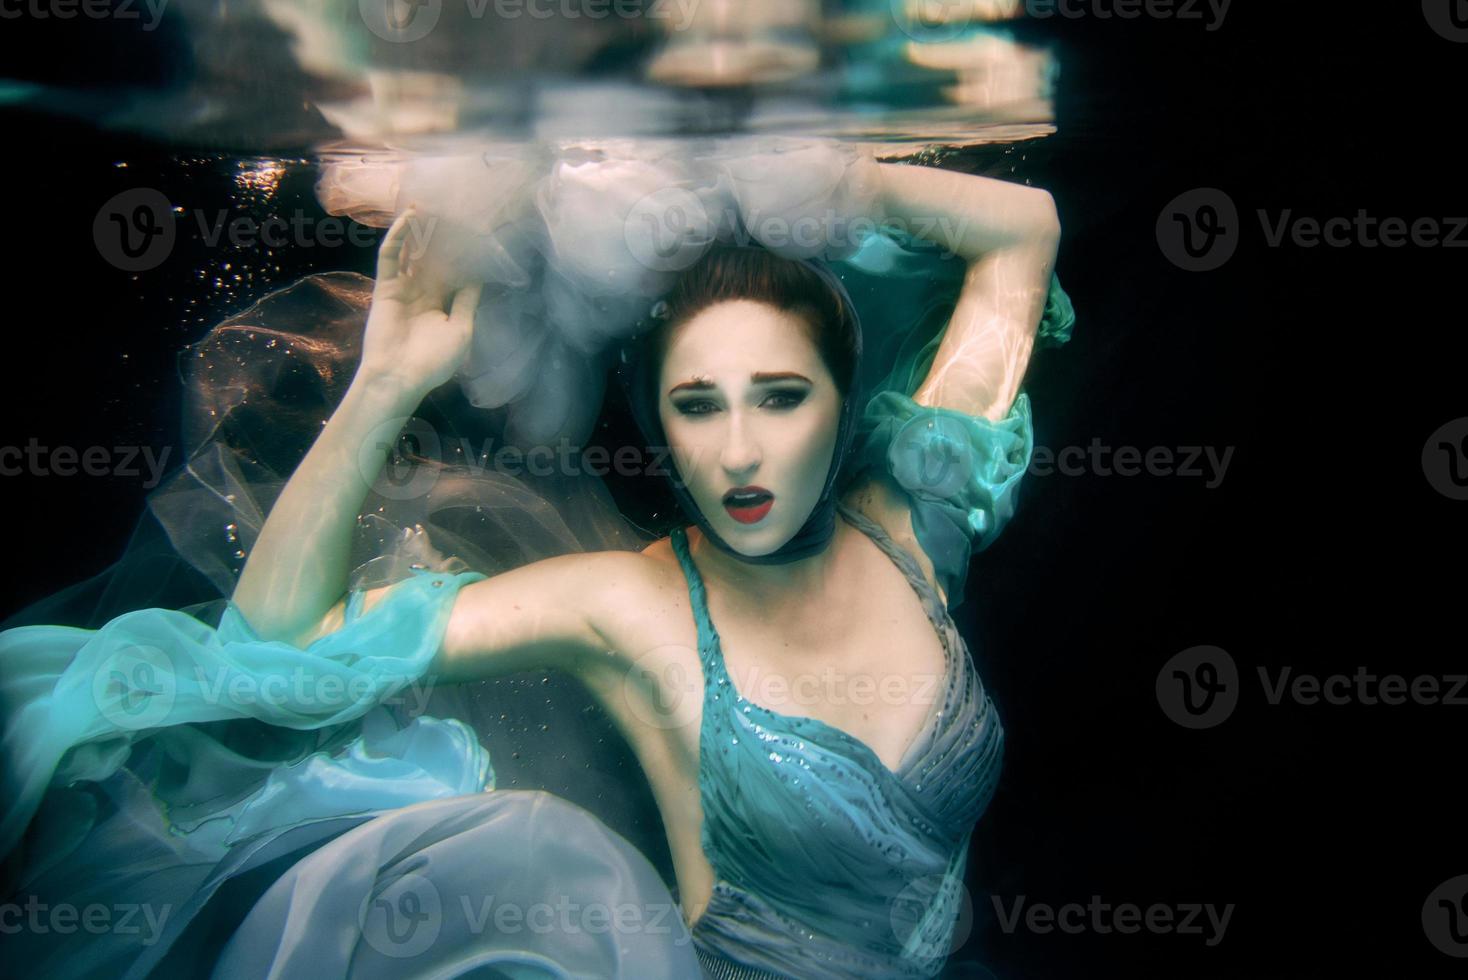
[
  {"xmin": 667, "ymin": 375, "xmax": 715, "ymax": 396},
  {"xmin": 750, "ymin": 371, "xmax": 813, "ymax": 386},
  {"xmin": 667, "ymin": 371, "xmax": 813, "ymax": 396}
]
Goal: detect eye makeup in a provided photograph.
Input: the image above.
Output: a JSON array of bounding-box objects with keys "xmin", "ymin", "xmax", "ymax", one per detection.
[{"xmin": 670, "ymin": 384, "xmax": 810, "ymax": 417}]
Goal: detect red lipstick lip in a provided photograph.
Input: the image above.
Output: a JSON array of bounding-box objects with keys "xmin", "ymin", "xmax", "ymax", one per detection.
[
  {"xmin": 723, "ymin": 484, "xmax": 773, "ymax": 502},
  {"xmin": 723, "ymin": 485, "xmax": 774, "ymax": 525}
]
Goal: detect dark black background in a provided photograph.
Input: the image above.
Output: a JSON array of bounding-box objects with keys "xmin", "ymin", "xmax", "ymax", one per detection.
[{"xmin": 1, "ymin": 3, "xmax": 1463, "ymax": 978}]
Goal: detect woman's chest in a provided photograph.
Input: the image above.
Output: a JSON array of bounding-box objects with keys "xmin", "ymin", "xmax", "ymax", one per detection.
[
  {"xmin": 587, "ymin": 548, "xmax": 953, "ymax": 926},
  {"xmin": 709, "ymin": 598, "xmax": 947, "ymax": 774}
]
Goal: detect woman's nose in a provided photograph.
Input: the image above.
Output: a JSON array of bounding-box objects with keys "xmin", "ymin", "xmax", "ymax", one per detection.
[{"xmin": 720, "ymin": 413, "xmax": 761, "ymax": 475}]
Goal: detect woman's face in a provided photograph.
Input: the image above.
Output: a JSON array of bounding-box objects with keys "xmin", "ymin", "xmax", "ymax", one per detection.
[{"xmin": 657, "ymin": 299, "xmax": 842, "ymax": 557}]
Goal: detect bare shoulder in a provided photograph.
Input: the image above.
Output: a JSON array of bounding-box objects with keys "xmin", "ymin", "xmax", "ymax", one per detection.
[
  {"xmin": 576, "ymin": 542, "xmax": 687, "ymax": 616},
  {"xmin": 623, "ymin": 532, "xmax": 692, "ymax": 596},
  {"xmin": 839, "ymin": 472, "xmax": 949, "ymax": 607},
  {"xmin": 576, "ymin": 535, "xmax": 696, "ymax": 649},
  {"xmin": 566, "ymin": 536, "xmax": 702, "ymax": 703},
  {"xmin": 637, "ymin": 532, "xmax": 678, "ymax": 567}
]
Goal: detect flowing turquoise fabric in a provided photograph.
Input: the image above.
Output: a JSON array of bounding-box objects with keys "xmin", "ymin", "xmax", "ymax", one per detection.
[
  {"xmin": 0, "ymin": 560, "xmax": 705, "ymax": 978},
  {"xmin": 211, "ymin": 791, "xmax": 703, "ymax": 979},
  {"xmin": 0, "ymin": 569, "xmax": 505, "ymax": 976},
  {"xmin": 1, "ymin": 568, "xmax": 489, "ymax": 862},
  {"xmin": 0, "ymin": 244, "xmax": 1075, "ymax": 976},
  {"xmin": 841, "ymin": 228, "xmax": 1077, "ymax": 607}
]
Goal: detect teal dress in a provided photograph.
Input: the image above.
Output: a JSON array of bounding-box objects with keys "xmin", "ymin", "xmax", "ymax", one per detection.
[
  {"xmin": 0, "ymin": 265, "xmax": 1074, "ymax": 978},
  {"xmin": 677, "ymin": 501, "xmax": 1002, "ymax": 978}
]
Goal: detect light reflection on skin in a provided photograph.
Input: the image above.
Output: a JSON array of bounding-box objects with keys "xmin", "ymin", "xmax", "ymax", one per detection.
[{"xmin": 657, "ymin": 299, "xmax": 841, "ymax": 558}]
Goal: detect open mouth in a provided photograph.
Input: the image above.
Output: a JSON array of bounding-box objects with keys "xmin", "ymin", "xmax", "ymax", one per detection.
[{"xmin": 722, "ymin": 486, "xmax": 774, "ymax": 524}]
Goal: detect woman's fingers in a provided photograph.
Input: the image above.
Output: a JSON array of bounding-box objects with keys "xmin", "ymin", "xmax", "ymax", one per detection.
[
  {"xmin": 376, "ymin": 208, "xmax": 417, "ymax": 282},
  {"xmin": 448, "ymin": 282, "xmax": 484, "ymax": 330},
  {"xmin": 376, "ymin": 212, "xmax": 481, "ymax": 339}
]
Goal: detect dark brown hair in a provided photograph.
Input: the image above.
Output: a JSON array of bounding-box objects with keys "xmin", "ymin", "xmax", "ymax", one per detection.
[{"xmin": 645, "ymin": 245, "xmax": 858, "ymax": 397}]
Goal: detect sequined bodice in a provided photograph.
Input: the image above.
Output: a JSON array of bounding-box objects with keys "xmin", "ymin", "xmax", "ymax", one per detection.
[{"xmin": 671, "ymin": 502, "xmax": 1005, "ymax": 979}]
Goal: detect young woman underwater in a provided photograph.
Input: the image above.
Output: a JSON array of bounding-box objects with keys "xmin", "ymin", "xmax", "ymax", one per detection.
[{"xmin": 0, "ymin": 153, "xmax": 1074, "ymax": 978}]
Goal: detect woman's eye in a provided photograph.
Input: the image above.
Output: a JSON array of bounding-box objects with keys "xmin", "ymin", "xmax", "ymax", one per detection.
[
  {"xmin": 762, "ymin": 390, "xmax": 806, "ymax": 410},
  {"xmin": 675, "ymin": 399, "xmax": 718, "ymax": 416},
  {"xmin": 673, "ymin": 391, "xmax": 805, "ymax": 416}
]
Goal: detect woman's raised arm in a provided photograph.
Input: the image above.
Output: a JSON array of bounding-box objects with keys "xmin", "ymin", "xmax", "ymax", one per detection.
[
  {"xmin": 231, "ymin": 210, "xmax": 481, "ymax": 646},
  {"xmin": 875, "ymin": 162, "xmax": 1061, "ymax": 421},
  {"xmin": 431, "ymin": 548, "xmax": 670, "ymax": 683}
]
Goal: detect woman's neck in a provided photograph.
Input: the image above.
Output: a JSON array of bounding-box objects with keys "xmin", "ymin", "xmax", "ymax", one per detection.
[{"xmin": 686, "ymin": 517, "xmax": 852, "ymax": 611}]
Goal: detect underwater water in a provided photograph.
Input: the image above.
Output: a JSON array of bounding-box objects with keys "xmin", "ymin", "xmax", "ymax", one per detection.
[{"xmin": 2, "ymin": 2, "xmax": 1466, "ymax": 978}]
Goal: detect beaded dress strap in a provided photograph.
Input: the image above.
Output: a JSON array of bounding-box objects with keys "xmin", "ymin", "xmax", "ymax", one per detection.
[
  {"xmin": 832, "ymin": 500, "xmax": 957, "ymax": 638},
  {"xmin": 668, "ymin": 525, "xmax": 726, "ymax": 683},
  {"xmin": 668, "ymin": 516, "xmax": 955, "ymax": 685}
]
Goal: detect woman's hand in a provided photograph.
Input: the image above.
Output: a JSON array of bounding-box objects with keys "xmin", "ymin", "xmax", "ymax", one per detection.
[
  {"xmin": 358, "ymin": 208, "xmax": 483, "ymax": 396},
  {"xmin": 234, "ymin": 208, "xmax": 481, "ymax": 645}
]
